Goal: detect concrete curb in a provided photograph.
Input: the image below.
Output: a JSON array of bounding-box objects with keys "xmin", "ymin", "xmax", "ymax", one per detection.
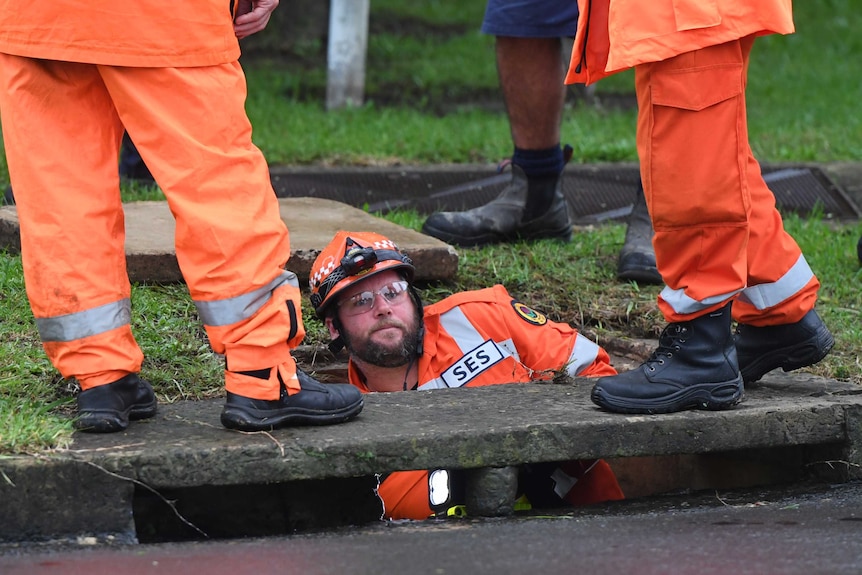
[{"xmin": 2, "ymin": 370, "xmax": 861, "ymax": 544}]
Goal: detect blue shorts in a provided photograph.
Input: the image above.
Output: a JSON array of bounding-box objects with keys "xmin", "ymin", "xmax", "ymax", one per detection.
[{"xmin": 481, "ymin": 0, "xmax": 579, "ymax": 38}]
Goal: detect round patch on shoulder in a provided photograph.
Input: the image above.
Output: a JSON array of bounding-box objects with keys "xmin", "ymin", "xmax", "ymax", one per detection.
[{"xmin": 511, "ymin": 300, "xmax": 547, "ymax": 326}]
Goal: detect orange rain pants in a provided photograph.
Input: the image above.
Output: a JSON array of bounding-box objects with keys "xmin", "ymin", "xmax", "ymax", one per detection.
[
  {"xmin": 0, "ymin": 55, "xmax": 304, "ymax": 398},
  {"xmin": 635, "ymin": 37, "xmax": 820, "ymax": 324}
]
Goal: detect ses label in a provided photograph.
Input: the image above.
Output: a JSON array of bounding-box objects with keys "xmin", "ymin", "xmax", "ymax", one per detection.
[{"xmin": 440, "ymin": 339, "xmax": 504, "ymax": 387}]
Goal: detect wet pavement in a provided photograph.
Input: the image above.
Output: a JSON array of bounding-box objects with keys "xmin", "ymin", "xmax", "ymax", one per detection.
[{"xmin": 2, "ymin": 480, "xmax": 862, "ymax": 574}]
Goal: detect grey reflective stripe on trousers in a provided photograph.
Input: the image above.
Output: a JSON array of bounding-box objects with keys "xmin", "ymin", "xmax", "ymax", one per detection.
[
  {"xmin": 660, "ymin": 254, "xmax": 814, "ymax": 316},
  {"xmin": 193, "ymin": 270, "xmax": 300, "ymax": 327},
  {"xmin": 737, "ymin": 255, "xmax": 814, "ymax": 310},
  {"xmin": 36, "ymin": 298, "xmax": 132, "ymax": 342}
]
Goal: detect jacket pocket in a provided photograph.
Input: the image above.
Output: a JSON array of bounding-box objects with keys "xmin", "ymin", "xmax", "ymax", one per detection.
[
  {"xmin": 651, "ymin": 63, "xmax": 743, "ymax": 111},
  {"xmin": 673, "ymin": 0, "xmax": 720, "ymax": 31}
]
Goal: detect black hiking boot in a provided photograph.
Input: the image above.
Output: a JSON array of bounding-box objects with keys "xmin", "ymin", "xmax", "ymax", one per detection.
[
  {"xmin": 220, "ymin": 368, "xmax": 364, "ymax": 431},
  {"xmin": 591, "ymin": 302, "xmax": 743, "ymax": 414},
  {"xmin": 617, "ymin": 183, "xmax": 661, "ymax": 284},
  {"xmin": 75, "ymin": 373, "xmax": 157, "ymax": 433},
  {"xmin": 735, "ymin": 308, "xmax": 834, "ymax": 384},
  {"xmin": 421, "ymin": 162, "xmax": 572, "ymax": 247}
]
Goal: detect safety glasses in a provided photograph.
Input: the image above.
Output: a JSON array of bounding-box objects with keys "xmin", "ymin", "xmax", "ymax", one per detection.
[{"xmin": 337, "ymin": 280, "xmax": 410, "ymax": 316}]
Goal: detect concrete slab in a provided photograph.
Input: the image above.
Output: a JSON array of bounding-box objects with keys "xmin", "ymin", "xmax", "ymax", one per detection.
[
  {"xmin": 0, "ymin": 198, "xmax": 458, "ymax": 284},
  {"xmin": 2, "ymin": 370, "xmax": 861, "ymax": 543}
]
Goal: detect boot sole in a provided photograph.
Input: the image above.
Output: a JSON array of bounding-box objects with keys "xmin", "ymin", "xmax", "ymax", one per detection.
[
  {"xmin": 220, "ymin": 397, "xmax": 364, "ymax": 432},
  {"xmin": 74, "ymin": 399, "xmax": 158, "ymax": 433},
  {"xmin": 617, "ymin": 266, "xmax": 662, "ymax": 285},
  {"xmin": 617, "ymin": 253, "xmax": 662, "ymax": 285},
  {"xmin": 591, "ymin": 378, "xmax": 744, "ymax": 415},
  {"xmin": 740, "ymin": 328, "xmax": 835, "ymax": 384},
  {"xmin": 421, "ymin": 221, "xmax": 572, "ymax": 248}
]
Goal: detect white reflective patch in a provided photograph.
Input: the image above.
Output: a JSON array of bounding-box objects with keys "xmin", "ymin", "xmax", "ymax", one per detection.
[
  {"xmin": 660, "ymin": 285, "xmax": 741, "ymax": 316},
  {"xmin": 440, "ymin": 339, "xmax": 504, "ymax": 388},
  {"xmin": 550, "ymin": 467, "xmax": 578, "ymax": 499},
  {"xmin": 738, "ymin": 255, "xmax": 814, "ymax": 310},
  {"xmin": 428, "ymin": 469, "xmax": 451, "ymax": 506},
  {"xmin": 565, "ymin": 334, "xmax": 600, "ymax": 377},
  {"xmin": 439, "ymin": 307, "xmax": 484, "ymax": 353},
  {"xmin": 195, "ymin": 270, "xmax": 299, "ymax": 327},
  {"xmin": 36, "ymin": 298, "xmax": 131, "ymax": 343},
  {"xmin": 497, "ymin": 338, "xmax": 520, "ymax": 364},
  {"xmin": 417, "ymin": 378, "xmax": 448, "ymax": 390}
]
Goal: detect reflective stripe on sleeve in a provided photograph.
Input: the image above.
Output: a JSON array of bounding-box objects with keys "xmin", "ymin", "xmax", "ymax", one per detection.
[
  {"xmin": 193, "ymin": 270, "xmax": 299, "ymax": 327},
  {"xmin": 438, "ymin": 307, "xmax": 483, "ymax": 353},
  {"xmin": 418, "ymin": 377, "xmax": 447, "ymax": 390},
  {"xmin": 738, "ymin": 255, "xmax": 814, "ymax": 310},
  {"xmin": 36, "ymin": 298, "xmax": 131, "ymax": 343},
  {"xmin": 438, "ymin": 307, "xmax": 521, "ymax": 363},
  {"xmin": 417, "ymin": 307, "xmax": 520, "ymax": 390},
  {"xmin": 564, "ymin": 334, "xmax": 601, "ymax": 377}
]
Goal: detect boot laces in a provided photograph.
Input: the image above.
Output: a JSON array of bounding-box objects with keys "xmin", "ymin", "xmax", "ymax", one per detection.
[{"xmin": 646, "ymin": 324, "xmax": 688, "ymax": 372}]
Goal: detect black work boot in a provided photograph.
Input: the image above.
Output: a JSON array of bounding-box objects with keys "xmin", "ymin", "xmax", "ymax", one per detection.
[
  {"xmin": 617, "ymin": 184, "xmax": 661, "ymax": 284},
  {"xmin": 220, "ymin": 368, "xmax": 364, "ymax": 431},
  {"xmin": 735, "ymin": 308, "xmax": 834, "ymax": 384},
  {"xmin": 75, "ymin": 373, "xmax": 157, "ymax": 433},
  {"xmin": 421, "ymin": 163, "xmax": 572, "ymax": 247},
  {"xmin": 591, "ymin": 302, "xmax": 743, "ymax": 414}
]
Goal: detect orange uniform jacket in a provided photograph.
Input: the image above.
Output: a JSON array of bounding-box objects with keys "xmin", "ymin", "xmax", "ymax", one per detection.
[
  {"xmin": 349, "ymin": 286, "xmax": 624, "ymax": 520},
  {"xmin": 565, "ymin": 0, "xmax": 794, "ymax": 85},
  {"xmin": 0, "ymin": 1, "xmax": 240, "ymax": 67}
]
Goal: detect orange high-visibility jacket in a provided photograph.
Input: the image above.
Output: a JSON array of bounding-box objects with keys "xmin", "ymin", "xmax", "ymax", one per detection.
[
  {"xmin": 349, "ymin": 286, "xmax": 623, "ymax": 520},
  {"xmin": 566, "ymin": 0, "xmax": 794, "ymax": 85},
  {"xmin": 0, "ymin": 0, "xmax": 240, "ymax": 67}
]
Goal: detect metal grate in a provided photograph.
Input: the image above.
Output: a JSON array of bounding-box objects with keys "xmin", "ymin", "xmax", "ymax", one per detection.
[{"xmin": 271, "ymin": 165, "xmax": 861, "ymax": 222}]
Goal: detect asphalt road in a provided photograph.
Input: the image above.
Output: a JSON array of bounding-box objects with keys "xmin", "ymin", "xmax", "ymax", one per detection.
[{"xmin": 3, "ymin": 480, "xmax": 862, "ymax": 575}]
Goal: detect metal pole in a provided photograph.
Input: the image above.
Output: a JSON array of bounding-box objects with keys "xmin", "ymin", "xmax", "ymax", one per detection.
[{"xmin": 326, "ymin": 0, "xmax": 370, "ymax": 110}]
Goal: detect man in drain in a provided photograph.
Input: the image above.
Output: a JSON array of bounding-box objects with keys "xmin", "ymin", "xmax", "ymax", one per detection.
[{"xmin": 309, "ymin": 231, "xmax": 625, "ymax": 520}]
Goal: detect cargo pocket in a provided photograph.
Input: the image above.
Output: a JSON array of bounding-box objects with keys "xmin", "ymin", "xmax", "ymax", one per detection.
[
  {"xmin": 647, "ymin": 61, "xmax": 748, "ymax": 228},
  {"xmin": 652, "ymin": 62, "xmax": 743, "ymax": 111}
]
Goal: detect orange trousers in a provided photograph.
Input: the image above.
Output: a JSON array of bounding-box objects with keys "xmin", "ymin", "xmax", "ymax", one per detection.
[
  {"xmin": 635, "ymin": 36, "xmax": 819, "ymax": 325},
  {"xmin": 0, "ymin": 55, "xmax": 303, "ymax": 397}
]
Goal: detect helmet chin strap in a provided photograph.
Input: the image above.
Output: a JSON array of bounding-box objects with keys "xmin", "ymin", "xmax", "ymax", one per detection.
[
  {"xmin": 328, "ymin": 317, "xmax": 346, "ymax": 354},
  {"xmin": 327, "ymin": 336, "xmax": 346, "ymax": 354},
  {"xmin": 402, "ymin": 355, "xmax": 418, "ymax": 391}
]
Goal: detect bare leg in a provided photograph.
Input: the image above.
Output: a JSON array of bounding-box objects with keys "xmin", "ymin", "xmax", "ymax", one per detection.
[{"xmin": 495, "ymin": 36, "xmax": 565, "ymax": 150}]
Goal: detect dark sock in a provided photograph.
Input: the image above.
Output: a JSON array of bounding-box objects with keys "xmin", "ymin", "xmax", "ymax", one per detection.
[
  {"xmin": 511, "ymin": 145, "xmax": 564, "ymax": 179},
  {"xmin": 512, "ymin": 145, "xmax": 564, "ymax": 221}
]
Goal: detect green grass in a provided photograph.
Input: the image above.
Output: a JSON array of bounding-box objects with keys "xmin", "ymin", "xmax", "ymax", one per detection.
[{"xmin": 0, "ymin": 1, "xmax": 861, "ymax": 453}]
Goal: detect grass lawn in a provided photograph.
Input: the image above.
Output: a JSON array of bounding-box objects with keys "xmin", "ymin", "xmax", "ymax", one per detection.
[{"xmin": 0, "ymin": 1, "xmax": 860, "ymax": 453}]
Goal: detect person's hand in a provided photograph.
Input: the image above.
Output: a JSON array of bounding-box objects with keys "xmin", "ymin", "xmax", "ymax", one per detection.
[{"xmin": 233, "ymin": 0, "xmax": 279, "ymax": 39}]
